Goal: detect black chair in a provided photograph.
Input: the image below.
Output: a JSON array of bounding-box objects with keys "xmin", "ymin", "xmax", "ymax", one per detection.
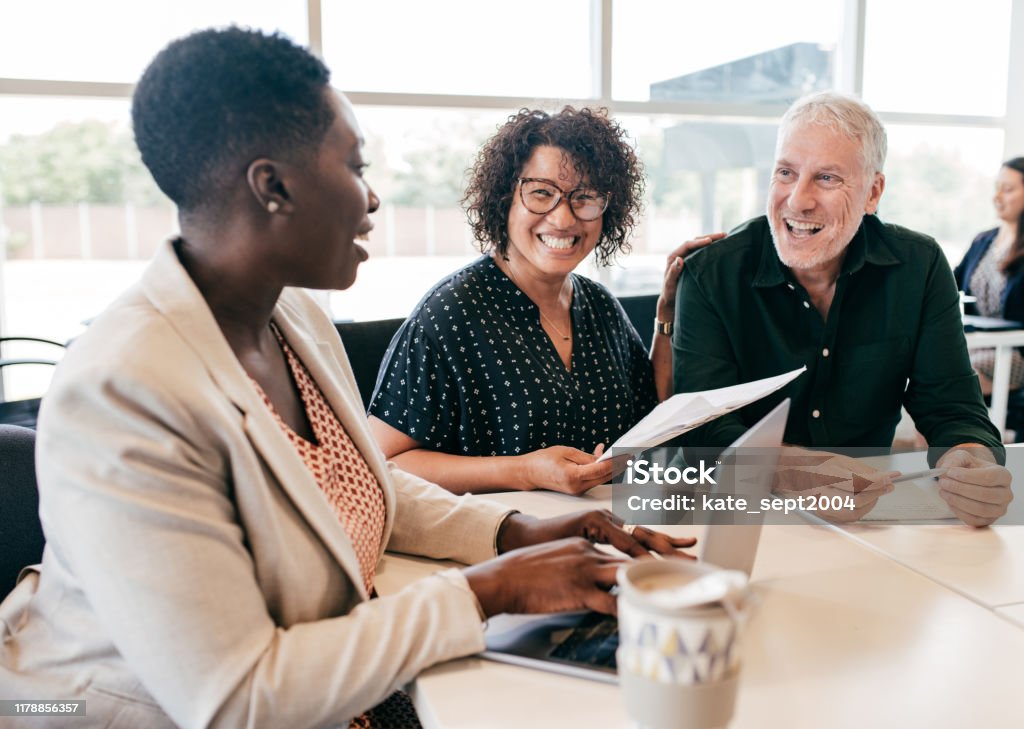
[
  {"xmin": 0, "ymin": 424, "xmax": 45, "ymax": 597},
  {"xmin": 617, "ymin": 293, "xmax": 659, "ymax": 351},
  {"xmin": 1005, "ymin": 389, "xmax": 1024, "ymax": 443},
  {"xmin": 0, "ymin": 336, "xmax": 67, "ymax": 429},
  {"xmin": 333, "ymin": 296, "xmax": 659, "ymax": 410},
  {"xmin": 334, "ymin": 318, "xmax": 405, "ymax": 410}
]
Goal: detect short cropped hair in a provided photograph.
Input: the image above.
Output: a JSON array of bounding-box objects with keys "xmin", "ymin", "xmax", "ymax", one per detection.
[
  {"xmin": 132, "ymin": 27, "xmax": 334, "ymax": 213},
  {"xmin": 462, "ymin": 107, "xmax": 645, "ymax": 266},
  {"xmin": 778, "ymin": 91, "xmax": 888, "ymax": 175}
]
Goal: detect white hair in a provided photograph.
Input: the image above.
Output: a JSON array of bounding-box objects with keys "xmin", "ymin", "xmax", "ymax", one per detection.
[{"xmin": 777, "ymin": 91, "xmax": 887, "ymax": 174}]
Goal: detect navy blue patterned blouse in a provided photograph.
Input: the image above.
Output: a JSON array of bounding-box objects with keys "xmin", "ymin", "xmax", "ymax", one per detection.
[{"xmin": 369, "ymin": 256, "xmax": 657, "ymax": 457}]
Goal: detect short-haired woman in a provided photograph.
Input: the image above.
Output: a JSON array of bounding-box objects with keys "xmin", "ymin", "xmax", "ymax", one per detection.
[{"xmin": 0, "ymin": 28, "xmax": 694, "ymax": 729}]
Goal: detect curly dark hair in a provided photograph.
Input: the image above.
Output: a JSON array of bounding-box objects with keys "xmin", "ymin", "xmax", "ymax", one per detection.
[
  {"xmin": 462, "ymin": 107, "xmax": 645, "ymax": 266},
  {"xmin": 132, "ymin": 27, "xmax": 334, "ymax": 214}
]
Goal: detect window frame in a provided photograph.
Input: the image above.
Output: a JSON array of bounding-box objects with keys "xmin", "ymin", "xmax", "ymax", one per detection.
[{"xmin": 1, "ymin": 0, "xmax": 1022, "ymax": 354}]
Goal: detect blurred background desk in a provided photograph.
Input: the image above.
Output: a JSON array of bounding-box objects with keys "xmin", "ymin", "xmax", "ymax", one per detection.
[
  {"xmin": 376, "ymin": 486, "xmax": 1024, "ymax": 729},
  {"xmin": 964, "ymin": 328, "xmax": 1024, "ymax": 435}
]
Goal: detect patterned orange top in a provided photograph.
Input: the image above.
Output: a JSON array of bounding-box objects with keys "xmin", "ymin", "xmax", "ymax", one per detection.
[{"xmin": 251, "ymin": 325, "xmax": 387, "ymax": 594}]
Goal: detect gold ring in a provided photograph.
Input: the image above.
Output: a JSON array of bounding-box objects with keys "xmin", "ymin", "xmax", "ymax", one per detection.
[{"xmin": 623, "ymin": 524, "xmax": 638, "ymax": 536}]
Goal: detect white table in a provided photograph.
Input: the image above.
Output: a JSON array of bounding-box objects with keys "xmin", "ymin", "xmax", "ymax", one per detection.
[
  {"xmin": 376, "ymin": 486, "xmax": 1024, "ymax": 729},
  {"xmin": 838, "ymin": 522, "xmax": 1024, "ymax": 605},
  {"xmin": 964, "ymin": 329, "xmax": 1024, "ymax": 434},
  {"xmin": 998, "ymin": 603, "xmax": 1024, "ymax": 629},
  {"xmin": 835, "ymin": 449, "xmax": 1024, "ymax": 609}
]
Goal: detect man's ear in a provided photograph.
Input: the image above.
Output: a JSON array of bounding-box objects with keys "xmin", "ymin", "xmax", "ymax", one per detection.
[
  {"xmin": 864, "ymin": 172, "xmax": 885, "ymax": 215},
  {"xmin": 246, "ymin": 159, "xmax": 292, "ymax": 215}
]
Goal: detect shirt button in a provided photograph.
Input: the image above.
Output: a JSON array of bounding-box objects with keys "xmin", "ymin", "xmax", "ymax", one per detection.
[
  {"xmin": 787, "ymin": 283, "xmax": 796, "ymax": 290},
  {"xmin": 803, "ymin": 301, "xmax": 811, "ymax": 309},
  {"xmin": 822, "ymin": 348, "xmax": 830, "ymax": 357},
  {"xmin": 812, "ymin": 409, "xmax": 821, "ymax": 418}
]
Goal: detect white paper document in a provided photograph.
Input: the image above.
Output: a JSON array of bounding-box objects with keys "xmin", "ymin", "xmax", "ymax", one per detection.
[
  {"xmin": 862, "ymin": 479, "xmax": 956, "ymax": 521},
  {"xmin": 597, "ymin": 366, "xmax": 806, "ymax": 461},
  {"xmin": 853, "ymin": 453, "xmax": 957, "ymax": 521}
]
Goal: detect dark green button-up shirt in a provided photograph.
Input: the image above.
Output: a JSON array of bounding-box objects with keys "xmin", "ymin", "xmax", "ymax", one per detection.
[{"xmin": 673, "ymin": 214, "xmax": 1003, "ymax": 461}]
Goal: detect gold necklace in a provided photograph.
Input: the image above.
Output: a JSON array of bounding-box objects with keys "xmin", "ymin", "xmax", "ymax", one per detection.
[
  {"xmin": 504, "ymin": 260, "xmax": 571, "ymax": 342},
  {"xmin": 538, "ymin": 309, "xmax": 571, "ymax": 342}
]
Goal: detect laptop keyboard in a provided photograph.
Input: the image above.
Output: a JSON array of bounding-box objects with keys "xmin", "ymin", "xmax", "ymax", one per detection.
[{"xmin": 548, "ymin": 612, "xmax": 619, "ymax": 669}]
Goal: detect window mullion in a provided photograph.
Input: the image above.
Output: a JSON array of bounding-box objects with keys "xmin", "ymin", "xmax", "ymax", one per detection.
[
  {"xmin": 1005, "ymin": 0, "xmax": 1024, "ymax": 158},
  {"xmin": 307, "ymin": 0, "xmax": 323, "ymax": 57},
  {"xmin": 592, "ymin": 0, "xmax": 613, "ymax": 104},
  {"xmin": 836, "ymin": 0, "xmax": 866, "ymax": 95}
]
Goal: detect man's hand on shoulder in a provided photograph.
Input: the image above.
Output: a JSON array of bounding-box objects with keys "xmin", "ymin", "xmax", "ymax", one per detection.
[
  {"xmin": 656, "ymin": 232, "xmax": 726, "ymax": 323},
  {"xmin": 935, "ymin": 445, "xmax": 1013, "ymax": 527}
]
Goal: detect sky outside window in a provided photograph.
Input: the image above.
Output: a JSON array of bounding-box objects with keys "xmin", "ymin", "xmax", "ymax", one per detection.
[
  {"xmin": 0, "ymin": 0, "xmax": 307, "ymax": 82},
  {"xmin": 612, "ymin": 0, "xmax": 842, "ymax": 101},
  {"xmin": 322, "ymin": 0, "xmax": 593, "ymax": 98},
  {"xmin": 863, "ymin": 0, "xmax": 1011, "ymax": 116}
]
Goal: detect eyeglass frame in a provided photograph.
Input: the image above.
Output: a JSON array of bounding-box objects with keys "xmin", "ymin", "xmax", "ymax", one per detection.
[{"xmin": 516, "ymin": 177, "xmax": 611, "ymax": 222}]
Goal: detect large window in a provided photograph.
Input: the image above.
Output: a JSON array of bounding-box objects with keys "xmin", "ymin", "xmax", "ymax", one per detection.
[
  {"xmin": 0, "ymin": 96, "xmax": 171, "ymax": 399},
  {"xmin": 327, "ymin": 105, "xmax": 506, "ymax": 320},
  {"xmin": 322, "ymin": 0, "xmax": 594, "ymax": 98},
  {"xmin": 862, "ymin": 0, "xmax": 1012, "ymax": 116},
  {"xmin": 883, "ymin": 125, "xmax": 1007, "ymax": 259},
  {"xmin": 0, "ymin": 0, "xmax": 307, "ymax": 82},
  {"xmin": 612, "ymin": 0, "xmax": 843, "ymax": 102},
  {"xmin": 2, "ymin": 0, "xmax": 1022, "ymax": 400}
]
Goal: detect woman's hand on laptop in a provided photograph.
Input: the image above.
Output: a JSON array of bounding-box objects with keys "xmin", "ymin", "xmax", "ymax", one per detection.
[
  {"xmin": 464, "ymin": 537, "xmax": 626, "ymax": 617},
  {"xmin": 497, "ymin": 510, "xmax": 697, "ymax": 559},
  {"xmin": 465, "ymin": 512, "xmax": 698, "ymax": 617}
]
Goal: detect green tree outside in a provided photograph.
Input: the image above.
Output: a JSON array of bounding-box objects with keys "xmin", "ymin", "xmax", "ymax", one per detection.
[{"xmin": 0, "ymin": 120, "xmax": 165, "ymax": 205}]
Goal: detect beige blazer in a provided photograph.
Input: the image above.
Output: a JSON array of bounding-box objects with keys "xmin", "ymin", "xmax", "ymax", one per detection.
[{"xmin": 0, "ymin": 240, "xmax": 512, "ymax": 729}]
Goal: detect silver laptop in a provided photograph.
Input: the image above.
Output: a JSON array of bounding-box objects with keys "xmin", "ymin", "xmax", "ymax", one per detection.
[{"xmin": 480, "ymin": 399, "xmax": 790, "ymax": 684}]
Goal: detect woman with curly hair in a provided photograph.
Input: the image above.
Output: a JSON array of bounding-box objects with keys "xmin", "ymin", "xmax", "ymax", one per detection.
[{"xmin": 369, "ymin": 107, "xmax": 719, "ymax": 495}]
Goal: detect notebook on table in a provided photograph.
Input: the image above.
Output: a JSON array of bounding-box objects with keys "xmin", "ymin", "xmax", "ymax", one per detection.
[{"xmin": 963, "ymin": 315, "xmax": 1024, "ymax": 332}]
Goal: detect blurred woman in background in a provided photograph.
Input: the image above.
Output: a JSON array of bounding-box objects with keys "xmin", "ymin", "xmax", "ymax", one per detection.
[{"xmin": 955, "ymin": 157, "xmax": 1024, "ymax": 394}]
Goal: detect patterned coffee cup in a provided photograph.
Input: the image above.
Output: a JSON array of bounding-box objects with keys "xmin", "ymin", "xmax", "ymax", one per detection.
[{"xmin": 617, "ymin": 560, "xmax": 751, "ymax": 729}]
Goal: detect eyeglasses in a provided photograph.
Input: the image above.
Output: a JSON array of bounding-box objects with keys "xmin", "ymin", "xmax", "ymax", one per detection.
[{"xmin": 517, "ymin": 178, "xmax": 610, "ymax": 222}]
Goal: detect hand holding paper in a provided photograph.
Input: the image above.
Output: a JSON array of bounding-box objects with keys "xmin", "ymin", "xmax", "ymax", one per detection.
[{"xmin": 597, "ymin": 367, "xmax": 806, "ymax": 462}]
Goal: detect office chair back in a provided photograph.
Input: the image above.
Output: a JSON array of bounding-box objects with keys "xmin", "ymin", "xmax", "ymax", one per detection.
[
  {"xmin": 0, "ymin": 397, "xmax": 45, "ymax": 429},
  {"xmin": 0, "ymin": 336, "xmax": 67, "ymax": 429},
  {"xmin": 0, "ymin": 424, "xmax": 45, "ymax": 597},
  {"xmin": 334, "ymin": 318, "xmax": 405, "ymax": 410},
  {"xmin": 333, "ymin": 295, "xmax": 658, "ymax": 410},
  {"xmin": 617, "ymin": 293, "xmax": 659, "ymax": 351}
]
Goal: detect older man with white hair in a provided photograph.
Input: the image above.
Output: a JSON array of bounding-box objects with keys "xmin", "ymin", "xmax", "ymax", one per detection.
[{"xmin": 672, "ymin": 91, "xmax": 1012, "ymax": 526}]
